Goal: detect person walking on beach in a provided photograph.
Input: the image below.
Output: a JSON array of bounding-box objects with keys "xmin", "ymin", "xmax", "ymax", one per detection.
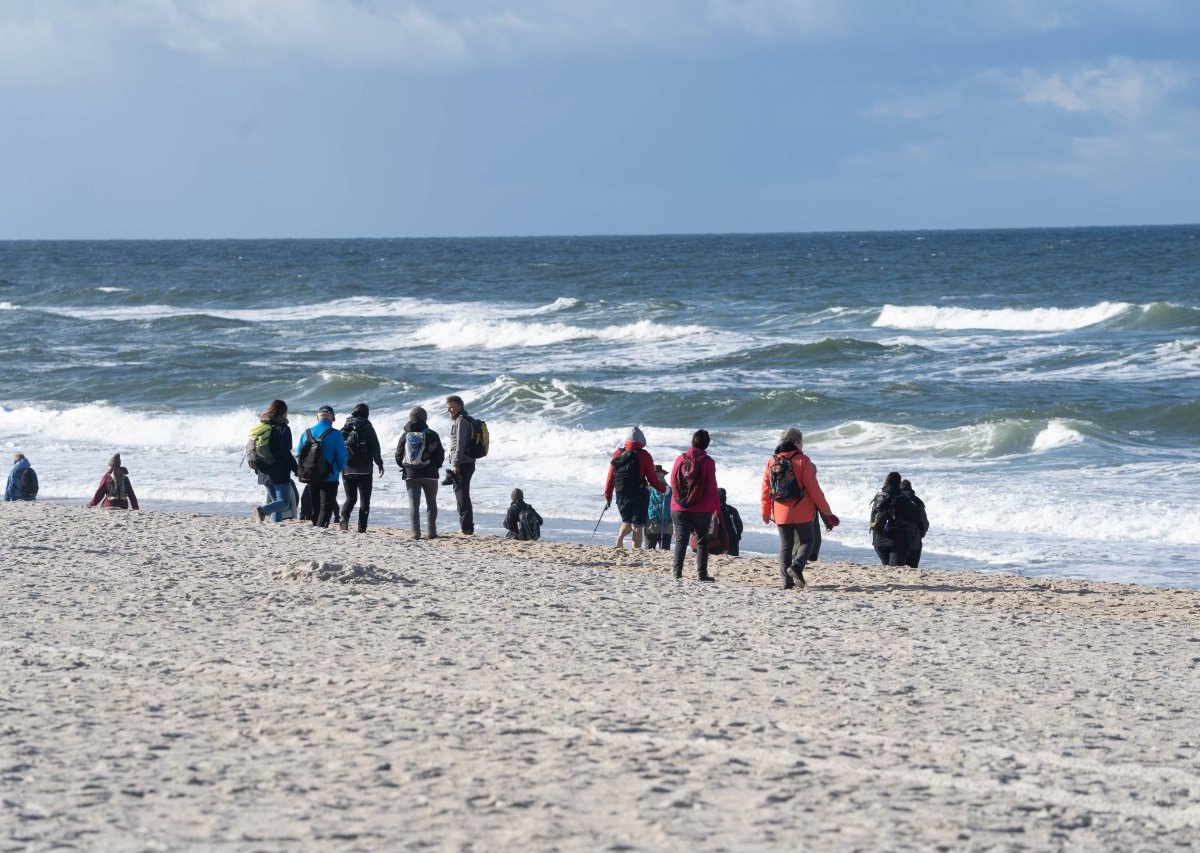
[
  {"xmin": 88, "ymin": 453, "xmax": 139, "ymax": 510},
  {"xmin": 503, "ymin": 488, "xmax": 543, "ymax": 540},
  {"xmin": 717, "ymin": 488, "xmax": 744, "ymax": 556},
  {"xmin": 604, "ymin": 426, "xmax": 667, "ymax": 550},
  {"xmin": 899, "ymin": 478, "xmax": 930, "ymax": 568},
  {"xmin": 296, "ymin": 405, "xmax": 347, "ymax": 529},
  {"xmin": 761, "ymin": 428, "xmax": 839, "ymax": 590},
  {"xmin": 644, "ymin": 464, "xmax": 673, "ymax": 550},
  {"xmin": 339, "ymin": 402, "xmax": 385, "ymax": 533},
  {"xmin": 669, "ymin": 429, "xmax": 720, "ymax": 581},
  {"xmin": 869, "ymin": 471, "xmax": 924, "ymax": 567},
  {"xmin": 250, "ymin": 399, "xmax": 299, "ymax": 523},
  {"xmin": 445, "ymin": 395, "xmax": 477, "ymax": 535},
  {"xmin": 398, "ymin": 405, "xmax": 444, "ymax": 540},
  {"xmin": 4, "ymin": 453, "xmax": 37, "ymax": 501}
]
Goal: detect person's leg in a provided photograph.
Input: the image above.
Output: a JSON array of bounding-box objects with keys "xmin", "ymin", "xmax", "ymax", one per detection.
[
  {"xmin": 889, "ymin": 550, "xmax": 908, "ymax": 567},
  {"xmin": 340, "ymin": 476, "xmax": 359, "ymax": 531},
  {"xmin": 615, "ymin": 522, "xmax": 630, "ymax": 549},
  {"xmin": 423, "ymin": 480, "xmax": 439, "ymax": 537},
  {"xmin": 874, "ymin": 545, "xmax": 889, "ymax": 564},
  {"xmin": 631, "ymin": 525, "xmax": 645, "ymax": 549},
  {"xmin": 778, "ymin": 524, "xmax": 797, "ymax": 587},
  {"xmin": 691, "ymin": 511, "xmax": 712, "ymax": 579},
  {"xmin": 406, "ymin": 479, "xmax": 423, "ymax": 537},
  {"xmin": 670, "ymin": 511, "xmax": 687, "ymax": 578},
  {"xmin": 789, "ymin": 523, "xmax": 814, "ymax": 588},
  {"xmin": 810, "ymin": 517, "xmax": 822, "ymax": 561},
  {"xmin": 907, "ymin": 548, "xmax": 921, "ymax": 568},
  {"xmin": 261, "ymin": 483, "xmax": 290, "ymax": 522},
  {"xmin": 356, "ymin": 474, "xmax": 373, "ymax": 532},
  {"xmin": 316, "ymin": 482, "xmax": 338, "ymax": 528},
  {"xmin": 454, "ymin": 464, "xmax": 475, "ymax": 533}
]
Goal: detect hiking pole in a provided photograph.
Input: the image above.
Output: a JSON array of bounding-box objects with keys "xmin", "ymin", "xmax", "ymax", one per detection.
[{"xmin": 588, "ymin": 502, "xmax": 609, "ymax": 544}]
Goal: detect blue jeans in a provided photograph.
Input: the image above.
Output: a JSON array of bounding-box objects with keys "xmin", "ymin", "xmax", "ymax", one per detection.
[{"xmin": 261, "ymin": 482, "xmax": 291, "ymax": 522}]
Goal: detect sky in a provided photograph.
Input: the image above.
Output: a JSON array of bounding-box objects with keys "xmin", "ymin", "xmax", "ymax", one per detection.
[{"xmin": 0, "ymin": 0, "xmax": 1197, "ymax": 238}]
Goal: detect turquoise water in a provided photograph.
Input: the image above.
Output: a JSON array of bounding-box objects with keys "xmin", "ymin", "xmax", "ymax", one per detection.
[{"xmin": 2, "ymin": 227, "xmax": 1198, "ymax": 586}]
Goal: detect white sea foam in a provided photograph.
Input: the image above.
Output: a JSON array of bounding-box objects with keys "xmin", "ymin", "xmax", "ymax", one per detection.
[
  {"xmin": 95, "ymin": 287, "xmax": 128, "ymax": 293},
  {"xmin": 408, "ymin": 317, "xmax": 710, "ymax": 350},
  {"xmin": 1031, "ymin": 420, "xmax": 1085, "ymax": 452},
  {"xmin": 875, "ymin": 301, "xmax": 1136, "ymax": 332},
  {"xmin": 0, "ymin": 302, "xmax": 16, "ymax": 310}
]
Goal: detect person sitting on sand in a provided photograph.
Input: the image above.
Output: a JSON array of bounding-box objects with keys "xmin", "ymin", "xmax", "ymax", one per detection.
[
  {"xmin": 5, "ymin": 452, "xmax": 37, "ymax": 501},
  {"xmin": 644, "ymin": 464, "xmax": 673, "ymax": 551},
  {"xmin": 251, "ymin": 399, "xmax": 299, "ymax": 523},
  {"xmin": 760, "ymin": 428, "xmax": 839, "ymax": 590},
  {"xmin": 89, "ymin": 453, "xmax": 139, "ymax": 510},
  {"xmin": 899, "ymin": 478, "xmax": 930, "ymax": 568},
  {"xmin": 604, "ymin": 426, "xmax": 667, "ymax": 550},
  {"xmin": 669, "ymin": 429, "xmax": 719, "ymax": 582},
  {"xmin": 718, "ymin": 488, "xmax": 744, "ymax": 556},
  {"xmin": 869, "ymin": 471, "xmax": 924, "ymax": 567},
  {"xmin": 503, "ymin": 488, "xmax": 543, "ymax": 541}
]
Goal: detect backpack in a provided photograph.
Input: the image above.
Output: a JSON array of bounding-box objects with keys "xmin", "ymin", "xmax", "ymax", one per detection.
[
  {"xmin": 707, "ymin": 505, "xmax": 730, "ymax": 555},
  {"xmin": 647, "ymin": 488, "xmax": 671, "ymax": 525},
  {"xmin": 342, "ymin": 423, "xmax": 370, "ymax": 467},
  {"xmin": 245, "ymin": 422, "xmax": 275, "ymax": 472},
  {"xmin": 610, "ymin": 449, "xmax": 641, "ymax": 495},
  {"xmin": 106, "ymin": 469, "xmax": 128, "ymax": 501},
  {"xmin": 400, "ymin": 429, "xmax": 430, "ymax": 468},
  {"xmin": 871, "ymin": 493, "xmax": 898, "ymax": 536},
  {"xmin": 20, "ymin": 467, "xmax": 38, "ymax": 499},
  {"xmin": 517, "ymin": 506, "xmax": 542, "ymax": 541},
  {"xmin": 767, "ymin": 453, "xmax": 805, "ymax": 505},
  {"xmin": 296, "ymin": 428, "xmax": 333, "ymax": 484},
  {"xmin": 465, "ymin": 416, "xmax": 489, "ymax": 459},
  {"xmin": 672, "ymin": 453, "xmax": 705, "ymax": 508}
]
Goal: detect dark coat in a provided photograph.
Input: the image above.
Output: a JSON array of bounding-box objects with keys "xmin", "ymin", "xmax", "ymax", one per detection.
[
  {"xmin": 869, "ymin": 486, "xmax": 923, "ymax": 550},
  {"xmin": 397, "ymin": 419, "xmax": 445, "ymax": 480},
  {"xmin": 341, "ymin": 416, "xmax": 384, "ymax": 476},
  {"xmin": 257, "ymin": 421, "xmax": 298, "ymax": 486}
]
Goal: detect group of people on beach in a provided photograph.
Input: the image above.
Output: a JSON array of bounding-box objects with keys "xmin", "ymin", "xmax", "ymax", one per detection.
[{"xmin": 6, "ymin": 400, "xmax": 931, "ymax": 590}]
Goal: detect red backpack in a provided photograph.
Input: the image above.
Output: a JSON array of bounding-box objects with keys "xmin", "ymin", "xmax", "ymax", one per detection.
[{"xmin": 672, "ymin": 453, "xmax": 705, "ymax": 507}]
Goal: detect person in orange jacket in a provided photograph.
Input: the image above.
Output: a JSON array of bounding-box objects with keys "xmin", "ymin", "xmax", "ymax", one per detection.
[{"xmin": 761, "ymin": 428, "xmax": 838, "ymax": 590}]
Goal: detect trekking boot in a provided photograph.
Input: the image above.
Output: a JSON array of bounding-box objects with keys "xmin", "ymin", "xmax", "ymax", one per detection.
[
  {"xmin": 698, "ymin": 574, "xmax": 716, "ymax": 583},
  {"xmin": 252, "ymin": 507, "xmax": 265, "ymax": 523},
  {"xmin": 338, "ymin": 518, "xmax": 349, "ymax": 532},
  {"xmin": 411, "ymin": 529, "xmax": 421, "ymax": 540},
  {"xmin": 427, "ymin": 527, "xmax": 438, "ymax": 539},
  {"xmin": 674, "ymin": 569, "xmax": 683, "ymax": 580},
  {"xmin": 786, "ymin": 565, "xmax": 807, "ymax": 590}
]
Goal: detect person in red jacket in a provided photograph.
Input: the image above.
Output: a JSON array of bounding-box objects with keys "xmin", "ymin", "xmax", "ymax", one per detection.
[
  {"xmin": 603, "ymin": 426, "xmax": 666, "ymax": 549},
  {"xmin": 669, "ymin": 429, "xmax": 720, "ymax": 582},
  {"xmin": 88, "ymin": 453, "xmax": 139, "ymax": 510},
  {"xmin": 761, "ymin": 428, "xmax": 838, "ymax": 590}
]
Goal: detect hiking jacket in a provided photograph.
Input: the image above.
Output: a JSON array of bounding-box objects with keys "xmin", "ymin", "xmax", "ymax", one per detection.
[
  {"xmin": 603, "ymin": 441, "xmax": 667, "ymax": 502},
  {"xmin": 503, "ymin": 500, "xmax": 543, "ymax": 539},
  {"xmin": 296, "ymin": 420, "xmax": 348, "ymax": 483},
  {"xmin": 398, "ymin": 419, "xmax": 445, "ymax": 480},
  {"xmin": 341, "ymin": 416, "xmax": 384, "ymax": 477},
  {"xmin": 669, "ymin": 448, "xmax": 719, "ymax": 514},
  {"xmin": 721, "ymin": 501, "xmax": 744, "ymax": 541},
  {"xmin": 900, "ymin": 486, "xmax": 930, "ymax": 538},
  {"xmin": 869, "ymin": 486, "xmax": 924, "ymax": 550},
  {"xmin": 760, "ymin": 444, "xmax": 832, "ymax": 525},
  {"xmin": 448, "ymin": 410, "xmax": 474, "ymax": 469},
  {"xmin": 5, "ymin": 458, "xmax": 32, "ymax": 501},
  {"xmin": 89, "ymin": 467, "xmax": 139, "ymax": 510},
  {"xmin": 647, "ymin": 485, "xmax": 673, "ymax": 525},
  {"xmin": 256, "ymin": 421, "xmax": 298, "ymax": 487}
]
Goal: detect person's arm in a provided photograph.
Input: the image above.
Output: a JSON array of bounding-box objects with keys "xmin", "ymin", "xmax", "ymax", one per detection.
[
  {"xmin": 729, "ymin": 506, "xmax": 744, "ymax": 536},
  {"xmin": 126, "ymin": 479, "xmax": 139, "ymax": 510},
  {"xmin": 430, "ymin": 430, "xmax": 445, "ymax": 469},
  {"xmin": 800, "ymin": 458, "xmax": 835, "ymax": 524},
  {"xmin": 503, "ymin": 505, "xmax": 518, "ymax": 531},
  {"xmin": 760, "ymin": 459, "xmax": 772, "ymax": 523},
  {"xmin": 4, "ymin": 470, "xmax": 14, "ymax": 501},
  {"xmin": 603, "ymin": 451, "xmax": 615, "ymax": 504},
  {"xmin": 640, "ymin": 452, "xmax": 666, "ymax": 493},
  {"xmin": 367, "ymin": 423, "xmax": 384, "ymax": 473},
  {"xmin": 89, "ymin": 473, "xmax": 109, "ymax": 507},
  {"xmin": 332, "ymin": 432, "xmax": 348, "ymax": 477}
]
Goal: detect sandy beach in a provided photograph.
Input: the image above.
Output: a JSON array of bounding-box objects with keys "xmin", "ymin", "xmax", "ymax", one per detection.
[{"xmin": 3, "ymin": 502, "xmax": 1199, "ymax": 850}]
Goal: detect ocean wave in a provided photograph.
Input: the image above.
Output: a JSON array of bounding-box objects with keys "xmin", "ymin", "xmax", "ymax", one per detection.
[
  {"xmin": 0, "ymin": 302, "xmax": 16, "ymax": 311},
  {"xmin": 1019, "ymin": 339, "xmax": 1200, "ymax": 383},
  {"xmin": 874, "ymin": 301, "xmax": 1136, "ymax": 332},
  {"xmin": 814, "ymin": 417, "xmax": 1093, "ymax": 459},
  {"xmin": 509, "ymin": 297, "xmax": 583, "ymax": 316},
  {"xmin": 408, "ymin": 317, "xmax": 711, "ymax": 350}
]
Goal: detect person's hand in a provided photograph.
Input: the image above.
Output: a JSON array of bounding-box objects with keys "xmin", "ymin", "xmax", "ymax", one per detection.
[
  {"xmin": 825, "ymin": 513, "xmax": 840, "ymax": 529},
  {"xmin": 377, "ymin": 465, "xmax": 385, "ymax": 477},
  {"xmin": 605, "ymin": 499, "xmax": 612, "ymax": 510},
  {"xmin": 762, "ymin": 514, "xmax": 770, "ymax": 525}
]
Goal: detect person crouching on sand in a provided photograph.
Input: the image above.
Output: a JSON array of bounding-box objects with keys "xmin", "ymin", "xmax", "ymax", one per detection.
[
  {"xmin": 760, "ymin": 428, "xmax": 838, "ymax": 590},
  {"xmin": 89, "ymin": 453, "xmax": 139, "ymax": 510}
]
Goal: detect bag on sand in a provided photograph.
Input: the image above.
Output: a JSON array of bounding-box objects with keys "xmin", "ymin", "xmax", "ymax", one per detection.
[
  {"xmin": 20, "ymin": 467, "xmax": 38, "ymax": 499},
  {"xmin": 672, "ymin": 454, "xmax": 705, "ymax": 508},
  {"xmin": 465, "ymin": 416, "xmax": 489, "ymax": 459},
  {"xmin": 296, "ymin": 429, "xmax": 332, "ymax": 484},
  {"xmin": 767, "ymin": 453, "xmax": 805, "ymax": 505},
  {"xmin": 245, "ymin": 422, "xmax": 275, "ymax": 472},
  {"xmin": 518, "ymin": 507, "xmax": 542, "ymax": 541}
]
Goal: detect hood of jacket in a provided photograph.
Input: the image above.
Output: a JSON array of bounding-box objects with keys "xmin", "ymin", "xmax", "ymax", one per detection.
[
  {"xmin": 404, "ymin": 419, "xmax": 428, "ymax": 433},
  {"xmin": 773, "ymin": 442, "xmax": 800, "ymax": 455},
  {"xmin": 12, "ymin": 457, "xmax": 29, "ymax": 475},
  {"xmin": 343, "ymin": 415, "xmax": 370, "ymax": 431},
  {"xmin": 623, "ymin": 440, "xmax": 645, "ymax": 452}
]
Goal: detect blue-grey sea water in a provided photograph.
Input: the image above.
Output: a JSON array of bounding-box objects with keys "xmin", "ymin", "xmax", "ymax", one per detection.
[{"xmin": 2, "ymin": 227, "xmax": 1198, "ymax": 586}]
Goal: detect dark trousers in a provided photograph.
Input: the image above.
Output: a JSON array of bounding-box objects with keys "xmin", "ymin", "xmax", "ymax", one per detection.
[
  {"xmin": 341, "ymin": 474, "xmax": 374, "ymax": 532},
  {"xmin": 672, "ymin": 510, "xmax": 711, "ymax": 578},
  {"xmin": 313, "ymin": 481, "xmax": 339, "ymax": 528},
  {"xmin": 778, "ymin": 522, "xmax": 814, "ymax": 587},
  {"xmin": 452, "ymin": 462, "xmax": 475, "ymax": 534},
  {"xmin": 874, "ymin": 545, "xmax": 909, "ymax": 566},
  {"xmin": 810, "ymin": 518, "xmax": 823, "ymax": 560},
  {"xmin": 644, "ymin": 526, "xmax": 673, "ymax": 550},
  {"xmin": 405, "ymin": 478, "xmax": 439, "ymax": 537},
  {"xmin": 907, "ymin": 547, "xmax": 922, "ymax": 568}
]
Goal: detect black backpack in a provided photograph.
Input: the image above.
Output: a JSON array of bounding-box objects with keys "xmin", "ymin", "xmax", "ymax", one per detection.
[
  {"xmin": 106, "ymin": 469, "xmax": 128, "ymax": 501},
  {"xmin": 342, "ymin": 423, "xmax": 370, "ymax": 467},
  {"xmin": 20, "ymin": 467, "xmax": 38, "ymax": 499},
  {"xmin": 518, "ymin": 507, "xmax": 542, "ymax": 541},
  {"xmin": 871, "ymin": 493, "xmax": 899, "ymax": 536},
  {"xmin": 610, "ymin": 449, "xmax": 641, "ymax": 494},
  {"xmin": 297, "ymin": 429, "xmax": 333, "ymax": 483}
]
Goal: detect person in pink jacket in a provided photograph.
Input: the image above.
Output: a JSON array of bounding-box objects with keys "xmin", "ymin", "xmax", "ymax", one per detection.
[
  {"xmin": 668, "ymin": 429, "xmax": 720, "ymax": 582},
  {"xmin": 88, "ymin": 453, "xmax": 139, "ymax": 510},
  {"xmin": 761, "ymin": 428, "xmax": 838, "ymax": 590}
]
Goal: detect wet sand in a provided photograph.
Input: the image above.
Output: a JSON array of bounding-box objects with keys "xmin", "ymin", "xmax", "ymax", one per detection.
[{"xmin": 3, "ymin": 502, "xmax": 1199, "ymax": 849}]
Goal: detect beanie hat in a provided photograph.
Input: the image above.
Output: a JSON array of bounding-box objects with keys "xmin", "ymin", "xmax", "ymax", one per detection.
[
  {"xmin": 627, "ymin": 426, "xmax": 646, "ymax": 445},
  {"xmin": 510, "ymin": 488, "xmax": 524, "ymax": 503},
  {"xmin": 409, "ymin": 406, "xmax": 428, "ymax": 422},
  {"xmin": 108, "ymin": 453, "xmax": 121, "ymax": 469},
  {"xmin": 779, "ymin": 427, "xmax": 803, "ymax": 447}
]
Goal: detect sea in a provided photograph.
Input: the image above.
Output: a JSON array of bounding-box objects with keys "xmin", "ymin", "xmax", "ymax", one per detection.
[{"xmin": 2, "ymin": 227, "xmax": 1198, "ymax": 588}]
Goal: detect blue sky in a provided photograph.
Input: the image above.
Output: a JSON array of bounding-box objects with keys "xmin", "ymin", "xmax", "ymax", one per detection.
[{"xmin": 1, "ymin": 0, "xmax": 1197, "ymax": 238}]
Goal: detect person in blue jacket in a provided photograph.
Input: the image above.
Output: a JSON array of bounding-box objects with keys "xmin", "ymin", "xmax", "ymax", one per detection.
[
  {"xmin": 296, "ymin": 405, "xmax": 348, "ymax": 529},
  {"xmin": 5, "ymin": 453, "xmax": 36, "ymax": 501}
]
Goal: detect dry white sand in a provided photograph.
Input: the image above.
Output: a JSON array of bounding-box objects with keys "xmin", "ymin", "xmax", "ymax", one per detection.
[{"xmin": 3, "ymin": 502, "xmax": 1199, "ymax": 850}]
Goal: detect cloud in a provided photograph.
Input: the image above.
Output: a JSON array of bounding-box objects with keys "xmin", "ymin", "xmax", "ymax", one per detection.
[{"xmin": 1018, "ymin": 57, "xmax": 1196, "ymax": 122}]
